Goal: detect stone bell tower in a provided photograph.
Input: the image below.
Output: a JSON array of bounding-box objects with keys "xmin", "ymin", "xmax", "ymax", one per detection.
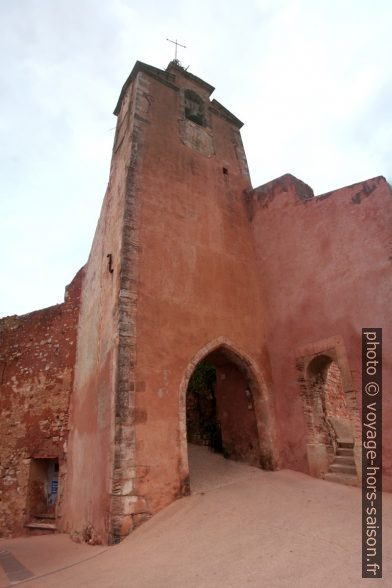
[
  {"xmin": 1, "ymin": 53, "xmax": 392, "ymax": 547},
  {"xmin": 62, "ymin": 60, "xmax": 273, "ymax": 544}
]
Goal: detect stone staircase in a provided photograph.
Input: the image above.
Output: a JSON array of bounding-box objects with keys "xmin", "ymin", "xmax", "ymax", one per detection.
[{"xmin": 324, "ymin": 441, "xmax": 359, "ymax": 487}]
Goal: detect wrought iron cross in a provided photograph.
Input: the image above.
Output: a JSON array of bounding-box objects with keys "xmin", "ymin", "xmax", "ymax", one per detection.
[{"xmin": 166, "ymin": 38, "xmax": 186, "ymax": 61}]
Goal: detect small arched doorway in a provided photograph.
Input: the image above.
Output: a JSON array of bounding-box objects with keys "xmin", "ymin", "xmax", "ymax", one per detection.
[
  {"xmin": 304, "ymin": 354, "xmax": 357, "ymax": 481},
  {"xmin": 180, "ymin": 342, "xmax": 275, "ymax": 493}
]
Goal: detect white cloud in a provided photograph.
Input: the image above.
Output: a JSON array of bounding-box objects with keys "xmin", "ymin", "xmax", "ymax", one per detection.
[{"xmin": 1, "ymin": 0, "xmax": 391, "ymax": 315}]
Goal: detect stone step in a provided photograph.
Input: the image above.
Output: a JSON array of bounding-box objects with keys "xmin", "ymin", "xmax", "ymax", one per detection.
[
  {"xmin": 329, "ymin": 463, "xmax": 357, "ymax": 475},
  {"xmin": 32, "ymin": 513, "xmax": 55, "ymax": 520},
  {"xmin": 324, "ymin": 472, "xmax": 359, "ymax": 487},
  {"xmin": 337, "ymin": 441, "xmax": 354, "ymax": 449},
  {"xmin": 336, "ymin": 447, "xmax": 354, "ymax": 457},
  {"xmin": 333, "ymin": 455, "xmax": 356, "ymax": 466},
  {"xmin": 25, "ymin": 522, "xmax": 57, "ymax": 531}
]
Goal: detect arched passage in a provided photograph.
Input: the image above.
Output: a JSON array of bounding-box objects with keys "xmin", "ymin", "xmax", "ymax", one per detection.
[
  {"xmin": 302, "ymin": 354, "xmax": 358, "ymax": 480},
  {"xmin": 306, "ymin": 355, "xmax": 354, "ymax": 449},
  {"xmin": 178, "ymin": 339, "xmax": 276, "ymax": 493}
]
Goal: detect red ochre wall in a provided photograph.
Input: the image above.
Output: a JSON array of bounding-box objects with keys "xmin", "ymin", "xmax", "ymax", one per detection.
[
  {"xmin": 62, "ymin": 63, "xmax": 278, "ymax": 544},
  {"xmin": 0, "ymin": 268, "xmax": 83, "ymax": 537},
  {"xmin": 126, "ymin": 66, "xmax": 278, "ymax": 533},
  {"xmin": 214, "ymin": 362, "xmax": 261, "ymax": 467},
  {"xmin": 60, "ymin": 73, "xmax": 138, "ymax": 544},
  {"xmin": 248, "ymin": 174, "xmax": 392, "ymax": 489}
]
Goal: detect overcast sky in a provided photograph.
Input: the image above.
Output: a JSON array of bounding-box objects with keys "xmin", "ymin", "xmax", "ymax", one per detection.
[{"xmin": 1, "ymin": 0, "xmax": 391, "ymax": 317}]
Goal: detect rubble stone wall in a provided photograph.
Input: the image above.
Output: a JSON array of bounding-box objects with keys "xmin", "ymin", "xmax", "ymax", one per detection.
[{"xmin": 0, "ymin": 268, "xmax": 83, "ymax": 536}]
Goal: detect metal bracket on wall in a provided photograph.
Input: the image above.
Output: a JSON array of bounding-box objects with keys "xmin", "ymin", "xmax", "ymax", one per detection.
[{"xmin": 107, "ymin": 254, "xmax": 114, "ymax": 273}]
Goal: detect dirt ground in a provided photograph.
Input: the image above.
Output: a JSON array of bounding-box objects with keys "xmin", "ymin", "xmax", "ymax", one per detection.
[{"xmin": 1, "ymin": 444, "xmax": 391, "ymax": 587}]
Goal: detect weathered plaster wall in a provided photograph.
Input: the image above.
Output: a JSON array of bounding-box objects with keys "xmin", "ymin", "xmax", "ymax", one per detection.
[
  {"xmin": 61, "ymin": 73, "xmax": 141, "ymax": 545},
  {"xmin": 65, "ymin": 63, "xmax": 277, "ymax": 545},
  {"xmin": 123, "ymin": 64, "xmax": 278, "ymax": 536},
  {"xmin": 0, "ymin": 268, "xmax": 83, "ymax": 537},
  {"xmin": 249, "ymin": 174, "xmax": 392, "ymax": 489}
]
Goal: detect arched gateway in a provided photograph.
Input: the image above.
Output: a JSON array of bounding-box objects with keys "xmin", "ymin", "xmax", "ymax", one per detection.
[{"xmin": 178, "ymin": 338, "xmax": 277, "ymax": 492}]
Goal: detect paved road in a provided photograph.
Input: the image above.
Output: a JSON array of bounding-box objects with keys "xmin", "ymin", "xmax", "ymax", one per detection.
[{"xmin": 1, "ymin": 445, "xmax": 391, "ymax": 587}]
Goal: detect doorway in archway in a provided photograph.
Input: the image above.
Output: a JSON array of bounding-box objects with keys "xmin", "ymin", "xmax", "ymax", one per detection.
[
  {"xmin": 304, "ymin": 354, "xmax": 358, "ymax": 481},
  {"xmin": 186, "ymin": 361, "xmax": 222, "ymax": 453},
  {"xmin": 185, "ymin": 347, "xmax": 262, "ymax": 492}
]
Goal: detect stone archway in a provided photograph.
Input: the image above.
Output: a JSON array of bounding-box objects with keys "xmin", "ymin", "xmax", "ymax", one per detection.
[
  {"xmin": 306, "ymin": 355, "xmax": 353, "ymax": 450},
  {"xmin": 299, "ymin": 352, "xmax": 359, "ymax": 483},
  {"xmin": 178, "ymin": 338, "xmax": 277, "ymax": 493}
]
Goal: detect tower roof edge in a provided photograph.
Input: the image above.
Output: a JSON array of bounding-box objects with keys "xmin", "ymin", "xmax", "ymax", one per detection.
[
  {"xmin": 113, "ymin": 60, "xmax": 216, "ymax": 116},
  {"xmin": 165, "ymin": 61, "xmax": 215, "ymax": 95},
  {"xmin": 113, "ymin": 60, "xmax": 177, "ymax": 115}
]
